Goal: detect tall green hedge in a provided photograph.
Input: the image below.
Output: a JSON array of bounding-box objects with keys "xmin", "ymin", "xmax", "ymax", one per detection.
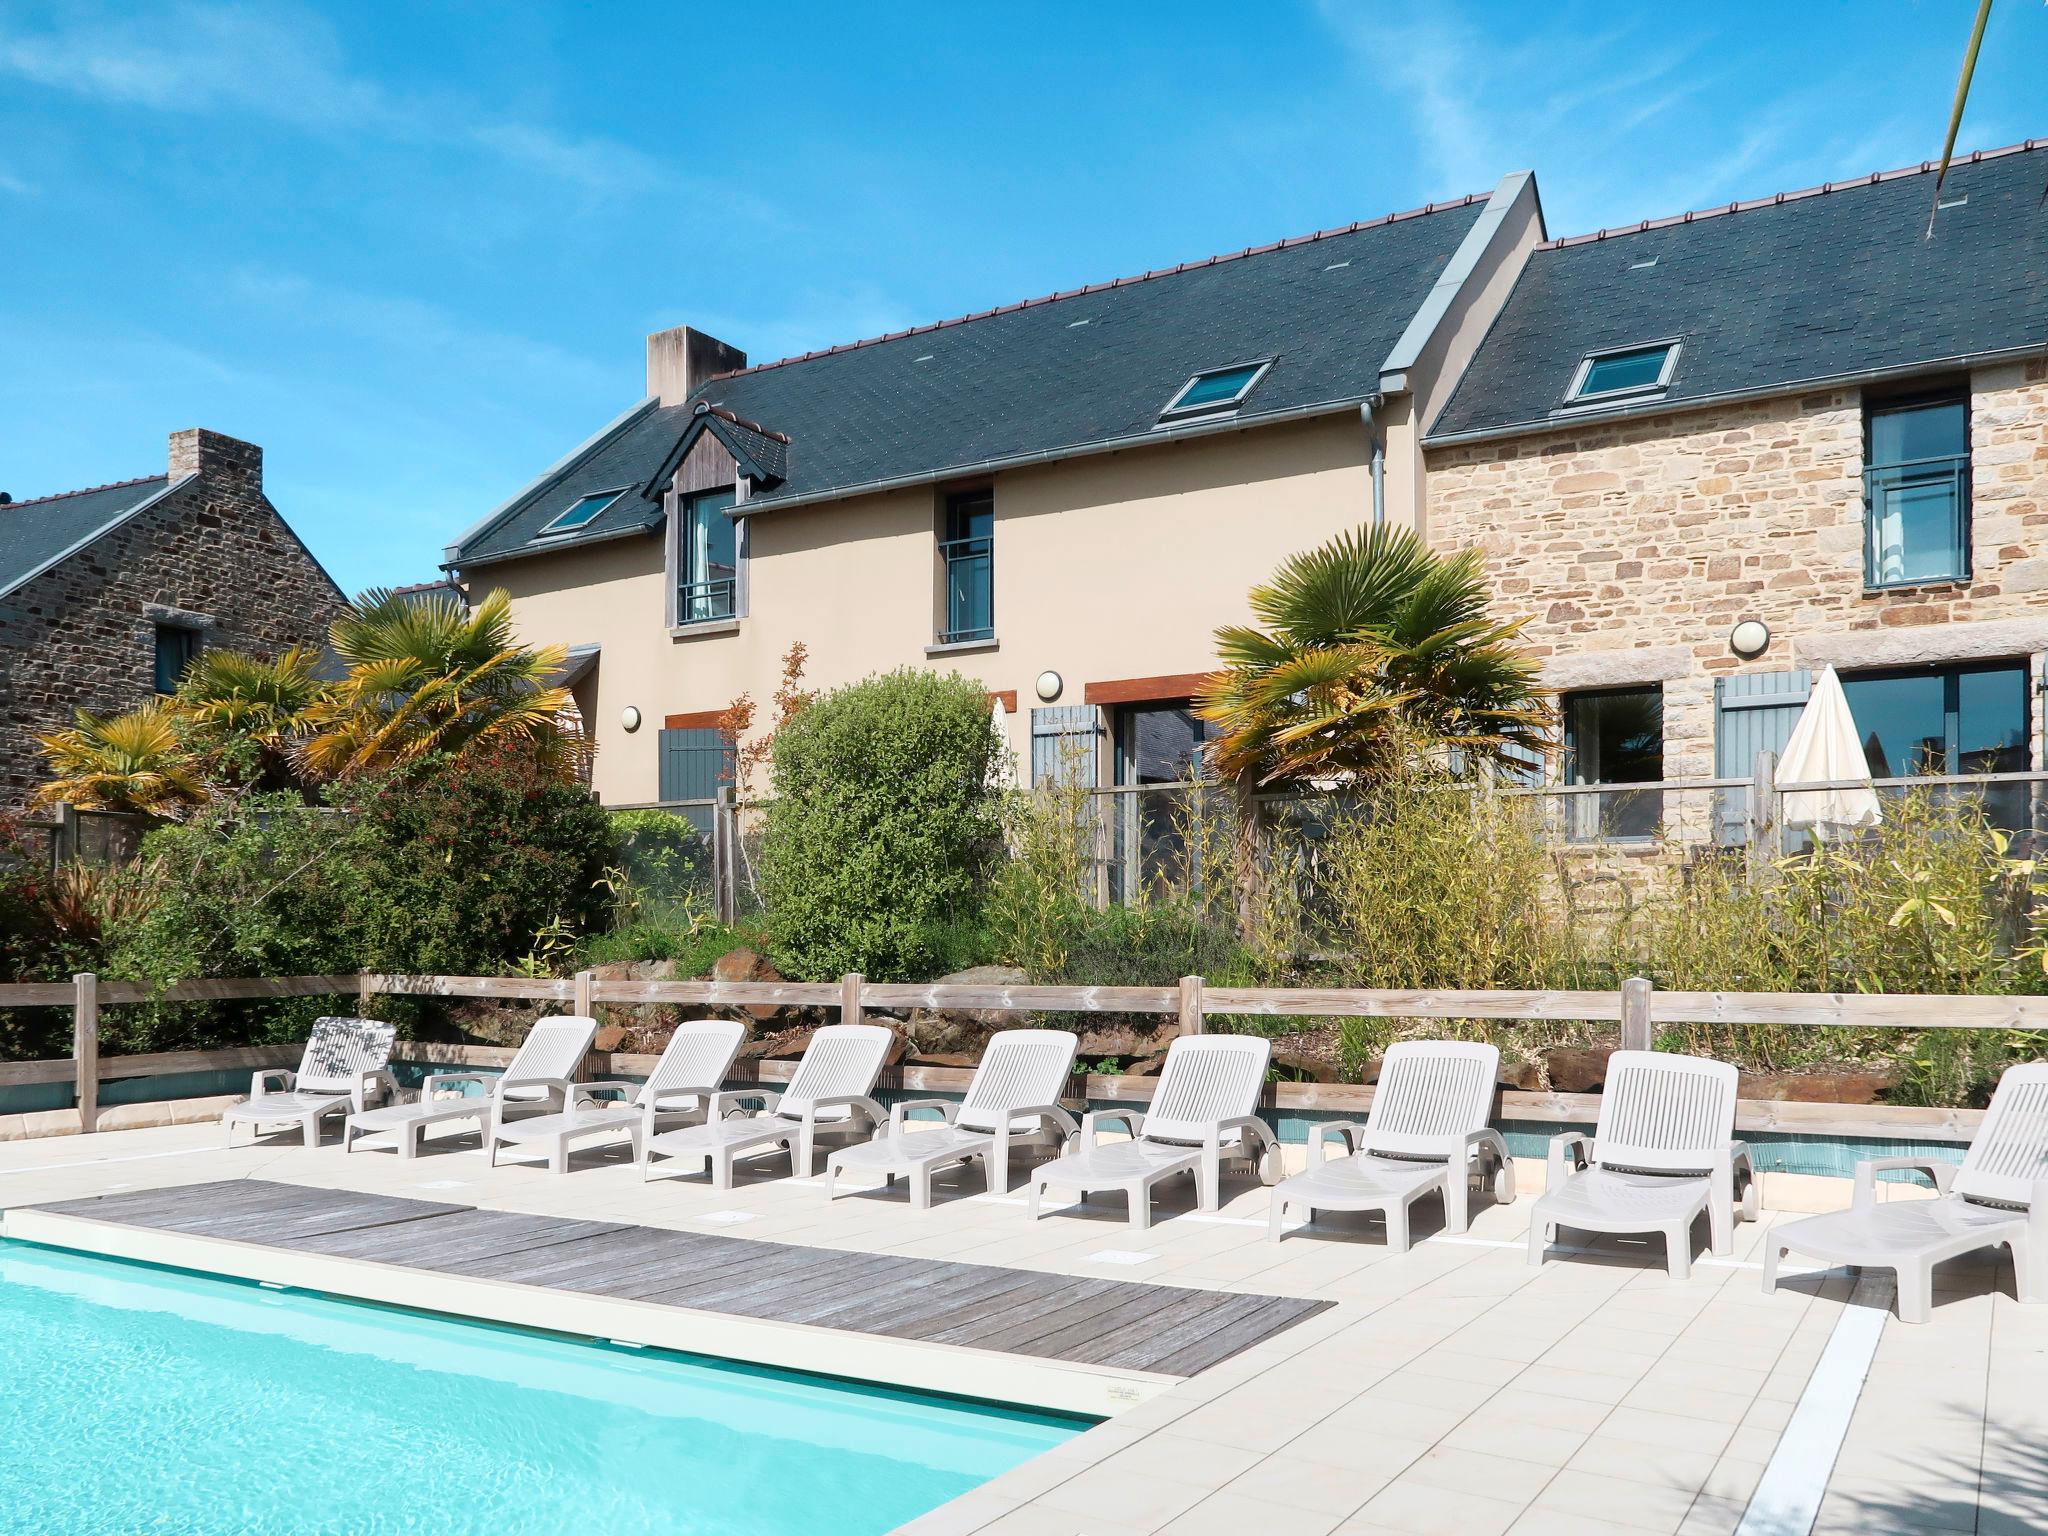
[{"xmin": 760, "ymin": 669, "xmax": 1000, "ymax": 979}]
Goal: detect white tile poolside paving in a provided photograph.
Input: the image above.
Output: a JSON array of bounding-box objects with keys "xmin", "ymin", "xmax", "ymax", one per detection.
[{"xmin": 0, "ymin": 1122, "xmax": 2038, "ymax": 1535}]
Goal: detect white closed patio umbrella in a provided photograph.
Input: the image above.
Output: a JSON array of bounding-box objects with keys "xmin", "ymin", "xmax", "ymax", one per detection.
[
  {"xmin": 987, "ymin": 696, "xmax": 1018, "ymax": 790},
  {"xmin": 1777, "ymin": 665, "xmax": 1882, "ymax": 841}
]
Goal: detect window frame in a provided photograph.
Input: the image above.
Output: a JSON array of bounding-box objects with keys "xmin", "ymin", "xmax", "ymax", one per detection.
[
  {"xmin": 674, "ymin": 487, "xmax": 741, "ymax": 626},
  {"xmin": 153, "ymin": 623, "xmax": 201, "ymax": 695},
  {"xmin": 1837, "ymin": 659, "xmax": 2029, "ymax": 779},
  {"xmin": 537, "ymin": 486, "xmax": 629, "ymax": 538},
  {"xmin": 1559, "ymin": 683, "xmax": 1666, "ymax": 843},
  {"xmin": 1158, "ymin": 359, "xmax": 1273, "ymax": 421},
  {"xmin": 937, "ymin": 487, "xmax": 995, "ymax": 646},
  {"xmin": 1862, "ymin": 386, "xmax": 1971, "ymax": 591},
  {"xmin": 1563, "ymin": 341, "xmax": 1681, "ymax": 406}
]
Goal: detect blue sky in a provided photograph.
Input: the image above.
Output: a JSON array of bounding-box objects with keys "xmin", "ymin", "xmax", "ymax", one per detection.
[{"xmin": 2, "ymin": 1, "xmax": 2043, "ymax": 595}]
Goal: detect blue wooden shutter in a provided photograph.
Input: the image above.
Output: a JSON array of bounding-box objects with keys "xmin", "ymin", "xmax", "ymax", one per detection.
[
  {"xmin": 1714, "ymin": 669, "xmax": 1812, "ymax": 844},
  {"xmin": 658, "ymin": 727, "xmax": 735, "ymax": 833},
  {"xmin": 1030, "ymin": 706, "xmax": 1099, "ymax": 787}
]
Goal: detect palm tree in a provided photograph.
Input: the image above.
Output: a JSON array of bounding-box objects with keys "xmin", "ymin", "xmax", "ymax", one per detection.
[
  {"xmin": 1198, "ymin": 525, "xmax": 1551, "ymax": 794},
  {"xmin": 34, "ymin": 701, "xmax": 208, "ymax": 816},
  {"xmin": 300, "ymin": 587, "xmax": 578, "ymax": 779},
  {"xmin": 175, "ymin": 646, "xmax": 328, "ymax": 791}
]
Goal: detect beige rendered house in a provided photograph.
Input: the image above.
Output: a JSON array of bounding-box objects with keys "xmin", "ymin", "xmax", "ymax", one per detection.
[
  {"xmin": 1426, "ymin": 141, "xmax": 2048, "ymax": 844},
  {"xmin": 443, "ymin": 173, "xmax": 1543, "ymax": 807}
]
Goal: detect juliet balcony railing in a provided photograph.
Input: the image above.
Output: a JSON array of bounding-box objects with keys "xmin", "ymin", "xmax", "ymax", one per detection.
[
  {"xmin": 1865, "ymin": 451, "xmax": 1970, "ymax": 589},
  {"xmin": 938, "ymin": 534, "xmax": 993, "ymax": 644},
  {"xmin": 677, "ymin": 576, "xmax": 737, "ymax": 625}
]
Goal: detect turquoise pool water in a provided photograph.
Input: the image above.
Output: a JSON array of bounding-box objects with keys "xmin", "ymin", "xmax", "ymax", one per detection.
[{"xmin": 0, "ymin": 1240, "xmax": 1084, "ymax": 1535}]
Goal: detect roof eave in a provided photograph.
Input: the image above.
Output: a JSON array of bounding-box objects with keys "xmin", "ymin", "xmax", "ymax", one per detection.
[
  {"xmin": 730, "ymin": 396, "xmax": 1372, "ymax": 520},
  {"xmin": 1423, "ymin": 341, "xmax": 2048, "ymax": 449},
  {"xmin": 446, "ymin": 517, "xmax": 663, "ymax": 575},
  {"xmin": 0, "ymin": 475, "xmax": 193, "ymax": 601},
  {"xmin": 443, "ymin": 395, "xmax": 659, "ymax": 564}
]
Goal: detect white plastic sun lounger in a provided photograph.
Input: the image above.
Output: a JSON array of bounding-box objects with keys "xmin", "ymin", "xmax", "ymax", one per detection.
[
  {"xmin": 1764, "ymin": 1061, "xmax": 2048, "ymax": 1322},
  {"xmin": 642, "ymin": 1022, "xmax": 892, "ymax": 1189},
  {"xmin": 486, "ymin": 1019, "xmax": 747, "ymax": 1174},
  {"xmin": 223, "ymin": 1016, "xmax": 399, "ymax": 1147},
  {"xmin": 1527, "ymin": 1050, "xmax": 1758, "ymax": 1280},
  {"xmin": 825, "ymin": 1028, "xmax": 1079, "ymax": 1208},
  {"xmin": 1270, "ymin": 1040, "xmax": 1513, "ymax": 1247},
  {"xmin": 343, "ymin": 1014, "xmax": 597, "ymax": 1158},
  {"xmin": 1028, "ymin": 1033, "xmax": 1281, "ymax": 1231}
]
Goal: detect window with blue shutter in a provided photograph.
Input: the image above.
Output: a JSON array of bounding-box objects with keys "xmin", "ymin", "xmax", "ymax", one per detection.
[
  {"xmin": 1030, "ymin": 706, "xmax": 1099, "ymax": 788},
  {"xmin": 1714, "ymin": 669, "xmax": 1812, "ymax": 845},
  {"xmin": 657, "ymin": 726, "xmax": 735, "ymax": 834}
]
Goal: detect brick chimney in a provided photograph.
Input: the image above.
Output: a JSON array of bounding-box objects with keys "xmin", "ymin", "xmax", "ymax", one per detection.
[
  {"xmin": 646, "ymin": 326, "xmax": 747, "ymax": 407},
  {"xmin": 168, "ymin": 428, "xmax": 262, "ymax": 496}
]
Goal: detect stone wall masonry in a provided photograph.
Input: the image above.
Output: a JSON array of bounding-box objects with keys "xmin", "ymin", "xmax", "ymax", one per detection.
[
  {"xmin": 0, "ymin": 446, "xmax": 347, "ymax": 807},
  {"xmin": 1427, "ymin": 359, "xmax": 2048, "ymax": 781}
]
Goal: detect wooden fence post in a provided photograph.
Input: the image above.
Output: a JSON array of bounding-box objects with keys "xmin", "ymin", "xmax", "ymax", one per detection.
[
  {"xmin": 840, "ymin": 973, "xmax": 864, "ymax": 1027},
  {"xmin": 1178, "ymin": 974, "xmax": 1205, "ymax": 1035},
  {"xmin": 574, "ymin": 969, "xmax": 595, "ymax": 1017},
  {"xmin": 356, "ymin": 970, "xmax": 376, "ymax": 1017},
  {"xmin": 1620, "ymin": 975, "xmax": 1654, "ymax": 1054},
  {"xmin": 1748, "ymin": 747, "xmax": 1778, "ymax": 875},
  {"xmin": 73, "ymin": 972, "xmax": 99, "ymax": 1134},
  {"xmin": 712, "ymin": 786, "xmax": 738, "ymax": 927}
]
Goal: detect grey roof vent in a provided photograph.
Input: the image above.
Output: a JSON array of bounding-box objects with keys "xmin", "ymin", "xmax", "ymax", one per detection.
[
  {"xmin": 1323, "ymin": 260, "xmax": 1352, "ymax": 271},
  {"xmin": 1629, "ymin": 256, "xmax": 1659, "ymax": 270}
]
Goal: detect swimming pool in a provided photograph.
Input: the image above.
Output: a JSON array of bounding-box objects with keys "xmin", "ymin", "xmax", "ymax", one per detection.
[{"xmin": 0, "ymin": 1239, "xmax": 1085, "ymax": 1535}]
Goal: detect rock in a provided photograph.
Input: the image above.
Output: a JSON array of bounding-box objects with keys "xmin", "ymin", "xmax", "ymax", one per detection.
[
  {"xmin": 905, "ymin": 966, "xmax": 1032, "ymax": 1053},
  {"xmin": 589, "ymin": 959, "xmax": 677, "ymax": 983},
  {"xmin": 711, "ymin": 947, "xmax": 786, "ymax": 1021},
  {"xmin": 1543, "ymin": 1046, "xmax": 1614, "ymax": 1094},
  {"xmin": 1738, "ymin": 1066, "xmax": 1899, "ymax": 1104},
  {"xmin": 1073, "ymin": 1023, "xmax": 1173, "ymax": 1058},
  {"xmin": 908, "ymin": 1051, "xmax": 981, "ymax": 1070},
  {"xmin": 1496, "ymin": 1055, "xmax": 1544, "ymax": 1093},
  {"xmin": 592, "ymin": 1025, "xmax": 630, "ymax": 1054},
  {"xmin": 1271, "ymin": 1049, "xmax": 1340, "ymax": 1084}
]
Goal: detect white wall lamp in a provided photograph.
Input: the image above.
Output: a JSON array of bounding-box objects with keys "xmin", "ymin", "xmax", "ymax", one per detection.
[
  {"xmin": 1729, "ymin": 619, "xmax": 1771, "ymax": 659},
  {"xmin": 1035, "ymin": 670, "xmax": 1063, "ymax": 702},
  {"xmin": 621, "ymin": 705, "xmax": 643, "ymax": 733}
]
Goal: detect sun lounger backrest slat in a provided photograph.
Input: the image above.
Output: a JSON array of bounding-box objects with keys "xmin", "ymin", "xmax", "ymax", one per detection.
[
  {"xmin": 1593, "ymin": 1050, "xmax": 1737, "ymax": 1173},
  {"xmin": 779, "ymin": 1023, "xmax": 893, "ymax": 1119},
  {"xmin": 1953, "ymin": 1062, "xmax": 2048, "ymax": 1206},
  {"xmin": 641, "ymin": 1020, "xmax": 748, "ymax": 1107},
  {"xmin": 956, "ymin": 1029, "xmax": 1078, "ymax": 1134},
  {"xmin": 1143, "ymin": 1035, "xmax": 1270, "ymax": 1145},
  {"xmin": 506, "ymin": 1015, "xmax": 599, "ymax": 1084},
  {"xmin": 296, "ymin": 1017, "xmax": 398, "ymax": 1094},
  {"xmin": 1364, "ymin": 1040, "xmax": 1499, "ymax": 1158}
]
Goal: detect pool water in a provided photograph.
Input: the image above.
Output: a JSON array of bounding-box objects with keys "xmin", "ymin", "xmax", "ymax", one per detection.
[{"xmin": 0, "ymin": 1240, "xmax": 1085, "ymax": 1535}]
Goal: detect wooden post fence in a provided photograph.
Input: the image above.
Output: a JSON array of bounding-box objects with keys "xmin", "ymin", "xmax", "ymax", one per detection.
[
  {"xmin": 73, "ymin": 971, "xmax": 99, "ymax": 1134},
  {"xmin": 841, "ymin": 973, "xmax": 865, "ymax": 1026},
  {"xmin": 1620, "ymin": 975, "xmax": 1654, "ymax": 1054},
  {"xmin": 1178, "ymin": 974, "xmax": 1205, "ymax": 1035},
  {"xmin": 712, "ymin": 786, "xmax": 738, "ymax": 926}
]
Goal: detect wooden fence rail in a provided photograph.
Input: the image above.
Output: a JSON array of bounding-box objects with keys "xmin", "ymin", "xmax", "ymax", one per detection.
[{"xmin": 3, "ymin": 970, "xmax": 2035, "ymax": 1138}]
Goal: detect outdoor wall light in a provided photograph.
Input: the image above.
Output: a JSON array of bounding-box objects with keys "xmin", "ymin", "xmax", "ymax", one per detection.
[
  {"xmin": 1729, "ymin": 619, "xmax": 1771, "ymax": 659},
  {"xmin": 1035, "ymin": 670, "xmax": 1063, "ymax": 702},
  {"xmin": 620, "ymin": 706, "xmax": 643, "ymax": 733}
]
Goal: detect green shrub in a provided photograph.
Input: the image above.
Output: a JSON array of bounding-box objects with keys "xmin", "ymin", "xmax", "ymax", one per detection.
[
  {"xmin": 759, "ymin": 669, "xmax": 1001, "ymax": 979},
  {"xmin": 576, "ymin": 919, "xmax": 759, "ymax": 978},
  {"xmin": 608, "ymin": 808, "xmax": 711, "ymax": 914}
]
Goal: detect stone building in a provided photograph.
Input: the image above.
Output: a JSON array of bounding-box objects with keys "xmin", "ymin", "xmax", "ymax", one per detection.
[
  {"xmin": 0, "ymin": 429, "xmax": 348, "ymax": 806},
  {"xmin": 1425, "ymin": 142, "xmax": 2048, "ymax": 842}
]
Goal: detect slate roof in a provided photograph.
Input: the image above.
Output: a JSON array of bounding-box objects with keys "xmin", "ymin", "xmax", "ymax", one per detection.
[
  {"xmin": 1428, "ymin": 141, "xmax": 2048, "ymax": 443},
  {"xmin": 452, "ymin": 197, "xmax": 1488, "ymax": 565},
  {"xmin": 0, "ymin": 475, "xmax": 175, "ymax": 598}
]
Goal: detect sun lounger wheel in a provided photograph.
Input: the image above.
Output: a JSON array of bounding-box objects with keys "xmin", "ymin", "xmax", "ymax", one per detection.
[{"xmin": 1258, "ymin": 1145, "xmax": 1284, "ymax": 1185}]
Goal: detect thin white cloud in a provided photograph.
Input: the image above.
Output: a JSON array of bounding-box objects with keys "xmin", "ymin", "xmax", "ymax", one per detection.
[
  {"xmin": 0, "ymin": 165, "xmax": 35, "ymax": 196},
  {"xmin": 0, "ymin": 1, "xmax": 658, "ymax": 195}
]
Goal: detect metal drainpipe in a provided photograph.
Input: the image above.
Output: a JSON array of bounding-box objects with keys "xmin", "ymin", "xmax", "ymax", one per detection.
[{"xmin": 1360, "ymin": 396, "xmax": 1386, "ymax": 525}]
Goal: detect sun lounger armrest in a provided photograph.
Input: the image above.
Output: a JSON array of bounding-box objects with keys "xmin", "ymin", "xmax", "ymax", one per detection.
[
  {"xmin": 1310, "ymin": 1121, "xmax": 1365, "ymax": 1168},
  {"xmin": 711, "ymin": 1089, "xmax": 779, "ymax": 1119},
  {"xmin": 2031, "ymin": 1179, "xmax": 2048, "ymax": 1252},
  {"xmin": 1206, "ymin": 1115, "xmax": 1274, "ymax": 1156},
  {"xmin": 351, "ymin": 1067, "xmax": 397, "ymax": 1113},
  {"xmin": 1081, "ymin": 1109, "xmax": 1144, "ymax": 1151},
  {"xmin": 420, "ymin": 1072, "xmax": 489, "ymax": 1100},
  {"xmin": 1853, "ymin": 1155, "xmax": 1956, "ymax": 1209},
  {"xmin": 1547, "ymin": 1131, "xmax": 1592, "ymax": 1187},
  {"xmin": 890, "ymin": 1097, "xmax": 959, "ymax": 1133},
  {"xmin": 496, "ymin": 1075, "xmax": 572, "ymax": 1105},
  {"xmin": 802, "ymin": 1094, "xmax": 885, "ymax": 1131},
  {"xmin": 1001, "ymin": 1103, "xmax": 1079, "ymax": 1140},
  {"xmin": 250, "ymin": 1068, "xmax": 294, "ymax": 1098}
]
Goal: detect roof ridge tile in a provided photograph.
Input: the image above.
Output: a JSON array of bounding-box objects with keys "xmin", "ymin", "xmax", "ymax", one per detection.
[{"xmin": 2, "ymin": 473, "xmax": 166, "ymax": 511}]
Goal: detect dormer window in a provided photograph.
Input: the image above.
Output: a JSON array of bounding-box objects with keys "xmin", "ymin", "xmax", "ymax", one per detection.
[
  {"xmin": 1160, "ymin": 360, "xmax": 1269, "ymax": 420},
  {"xmin": 539, "ymin": 487, "xmax": 628, "ymax": 537},
  {"xmin": 1566, "ymin": 343, "xmax": 1678, "ymax": 404}
]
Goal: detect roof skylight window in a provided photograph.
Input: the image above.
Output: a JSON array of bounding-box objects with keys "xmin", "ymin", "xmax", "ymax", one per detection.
[
  {"xmin": 538, "ymin": 487, "xmax": 628, "ymax": 537},
  {"xmin": 1566, "ymin": 343, "xmax": 1678, "ymax": 404},
  {"xmin": 1160, "ymin": 360, "xmax": 1270, "ymax": 420}
]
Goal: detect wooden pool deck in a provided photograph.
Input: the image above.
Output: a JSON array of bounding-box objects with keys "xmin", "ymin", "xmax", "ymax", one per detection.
[{"xmin": 19, "ymin": 1178, "xmax": 1331, "ymax": 1378}]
